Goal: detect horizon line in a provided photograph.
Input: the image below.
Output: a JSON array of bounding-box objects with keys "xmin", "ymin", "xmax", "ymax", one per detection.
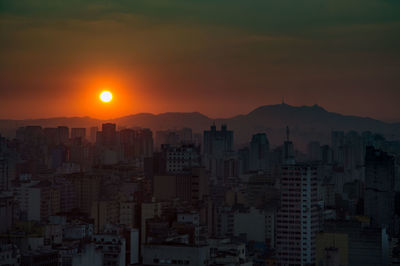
[{"xmin": 0, "ymin": 102, "xmax": 398, "ymax": 124}]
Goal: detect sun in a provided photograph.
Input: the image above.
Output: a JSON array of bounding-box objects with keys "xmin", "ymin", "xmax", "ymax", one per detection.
[{"xmin": 100, "ymin": 91, "xmax": 113, "ymax": 103}]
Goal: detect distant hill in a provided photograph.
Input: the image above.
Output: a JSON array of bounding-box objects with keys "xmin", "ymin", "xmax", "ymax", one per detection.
[
  {"xmin": 214, "ymin": 104, "xmax": 400, "ymax": 149},
  {"xmin": 1, "ymin": 104, "xmax": 399, "ymax": 150},
  {"xmin": 111, "ymin": 112, "xmax": 212, "ymax": 132}
]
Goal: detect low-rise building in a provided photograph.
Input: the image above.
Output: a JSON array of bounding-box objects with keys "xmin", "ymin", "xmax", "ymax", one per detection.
[{"xmin": 143, "ymin": 244, "xmax": 210, "ymax": 266}]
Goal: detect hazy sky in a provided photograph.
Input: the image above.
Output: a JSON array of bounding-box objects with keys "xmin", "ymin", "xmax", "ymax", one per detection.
[{"xmin": 1, "ymin": 0, "xmax": 399, "ymax": 120}]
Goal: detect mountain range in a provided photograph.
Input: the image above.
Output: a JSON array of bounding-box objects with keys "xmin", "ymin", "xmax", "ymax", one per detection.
[{"xmin": 1, "ymin": 103, "xmax": 399, "ymax": 150}]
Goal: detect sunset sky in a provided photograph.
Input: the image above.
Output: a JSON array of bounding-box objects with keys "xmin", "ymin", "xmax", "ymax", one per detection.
[{"xmin": 1, "ymin": 0, "xmax": 399, "ymax": 121}]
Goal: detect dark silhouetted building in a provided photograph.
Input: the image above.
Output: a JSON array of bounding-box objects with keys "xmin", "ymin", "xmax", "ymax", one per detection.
[
  {"xmin": 249, "ymin": 133, "xmax": 269, "ymax": 171},
  {"xmin": 364, "ymin": 146, "xmax": 395, "ymax": 232},
  {"xmin": 71, "ymin": 128, "xmax": 86, "ymax": 140},
  {"xmin": 101, "ymin": 123, "xmax": 117, "ymax": 147}
]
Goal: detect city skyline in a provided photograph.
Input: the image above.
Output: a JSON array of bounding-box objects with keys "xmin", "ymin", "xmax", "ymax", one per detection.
[
  {"xmin": 1, "ymin": 1, "xmax": 400, "ymax": 265},
  {"xmin": 2, "ymin": 119, "xmax": 398, "ymax": 265}
]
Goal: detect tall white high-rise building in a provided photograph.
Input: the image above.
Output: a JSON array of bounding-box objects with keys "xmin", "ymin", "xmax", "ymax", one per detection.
[{"xmin": 276, "ymin": 164, "xmax": 319, "ymax": 266}]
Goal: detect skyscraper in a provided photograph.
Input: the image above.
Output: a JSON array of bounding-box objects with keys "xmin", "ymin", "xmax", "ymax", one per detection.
[
  {"xmin": 203, "ymin": 124, "xmax": 233, "ymax": 157},
  {"xmin": 364, "ymin": 146, "xmax": 395, "ymax": 231},
  {"xmin": 276, "ymin": 164, "xmax": 319, "ymax": 265},
  {"xmin": 57, "ymin": 126, "xmax": 69, "ymax": 144},
  {"xmin": 0, "ymin": 158, "xmax": 8, "ymax": 191},
  {"xmin": 43, "ymin": 127, "xmax": 58, "ymax": 145},
  {"xmin": 162, "ymin": 144, "xmax": 201, "ymax": 174},
  {"xmin": 238, "ymin": 147, "xmax": 250, "ymax": 174},
  {"xmin": 331, "ymin": 131, "xmax": 345, "ymax": 166},
  {"xmin": 307, "ymin": 141, "xmax": 321, "ymax": 162},
  {"xmin": 203, "ymin": 124, "xmax": 234, "ymax": 183},
  {"xmin": 134, "ymin": 128, "xmax": 153, "ymax": 158},
  {"xmin": 283, "ymin": 126, "xmax": 295, "ymax": 165},
  {"xmin": 90, "ymin": 126, "xmax": 98, "ymax": 143},
  {"xmin": 249, "ymin": 133, "xmax": 270, "ymax": 171},
  {"xmin": 276, "ymin": 132, "xmax": 318, "ymax": 265},
  {"xmin": 120, "ymin": 128, "xmax": 135, "ymax": 161},
  {"xmin": 71, "ymin": 128, "xmax": 86, "ymax": 140},
  {"xmin": 101, "ymin": 123, "xmax": 117, "ymax": 147}
]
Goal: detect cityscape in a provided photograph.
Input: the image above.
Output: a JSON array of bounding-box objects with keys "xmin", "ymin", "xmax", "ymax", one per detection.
[
  {"xmin": 0, "ymin": 103, "xmax": 400, "ymax": 265},
  {"xmin": 1, "ymin": 0, "xmax": 400, "ymax": 266}
]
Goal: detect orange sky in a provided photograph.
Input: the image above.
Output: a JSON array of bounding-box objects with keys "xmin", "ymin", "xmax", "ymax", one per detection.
[{"xmin": 1, "ymin": 0, "xmax": 400, "ymax": 121}]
